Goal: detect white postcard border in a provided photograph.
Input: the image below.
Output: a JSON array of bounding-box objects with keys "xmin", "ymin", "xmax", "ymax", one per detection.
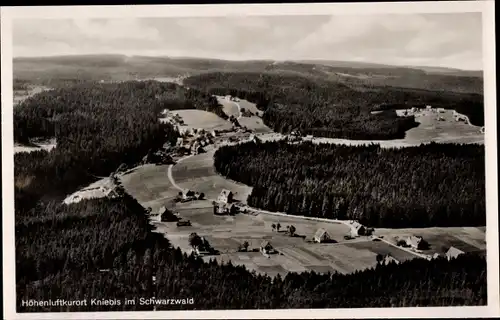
[{"xmin": 2, "ymin": 1, "xmax": 498, "ymax": 319}]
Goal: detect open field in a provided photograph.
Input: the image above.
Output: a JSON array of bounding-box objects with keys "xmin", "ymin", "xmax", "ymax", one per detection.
[
  {"xmin": 63, "ymin": 176, "xmax": 116, "ymax": 205},
  {"xmin": 216, "ymin": 96, "xmax": 240, "ymax": 118},
  {"xmin": 375, "ymin": 227, "xmax": 486, "ymax": 255},
  {"xmin": 150, "ymin": 201, "xmax": 412, "ymax": 276},
  {"xmin": 216, "ymin": 96, "xmax": 272, "ymax": 133},
  {"xmin": 396, "ymin": 109, "xmax": 484, "ymax": 145},
  {"xmin": 161, "ymin": 109, "xmax": 233, "ymax": 131},
  {"xmin": 171, "ymin": 149, "xmax": 253, "ymax": 203},
  {"xmin": 119, "ymin": 164, "xmax": 179, "ymax": 212}
]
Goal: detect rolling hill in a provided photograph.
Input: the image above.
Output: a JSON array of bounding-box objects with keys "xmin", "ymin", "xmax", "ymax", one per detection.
[{"xmin": 13, "ymin": 55, "xmax": 483, "ymax": 94}]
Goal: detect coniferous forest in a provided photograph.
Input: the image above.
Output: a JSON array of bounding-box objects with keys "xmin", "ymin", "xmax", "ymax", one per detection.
[
  {"xmin": 214, "ymin": 141, "xmax": 485, "ymax": 228},
  {"xmin": 13, "ymin": 80, "xmax": 487, "ymax": 311},
  {"xmin": 184, "ymin": 72, "xmax": 484, "ymax": 139}
]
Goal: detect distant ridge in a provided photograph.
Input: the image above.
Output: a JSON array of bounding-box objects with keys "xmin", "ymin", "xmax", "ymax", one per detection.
[
  {"xmin": 14, "ymin": 54, "xmax": 482, "ymax": 77},
  {"xmin": 13, "ymin": 54, "xmax": 483, "ymax": 94}
]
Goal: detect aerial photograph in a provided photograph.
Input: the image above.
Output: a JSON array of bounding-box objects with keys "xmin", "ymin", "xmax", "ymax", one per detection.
[{"xmin": 5, "ymin": 6, "xmax": 494, "ymax": 317}]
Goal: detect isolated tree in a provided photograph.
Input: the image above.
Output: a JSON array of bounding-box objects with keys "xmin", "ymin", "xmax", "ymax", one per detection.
[
  {"xmin": 188, "ymin": 232, "xmax": 203, "ymax": 250},
  {"xmin": 289, "ymin": 225, "xmax": 296, "ymax": 237},
  {"xmin": 271, "ymin": 223, "xmax": 276, "ymax": 232},
  {"xmin": 199, "ymin": 192, "xmax": 205, "ymax": 200},
  {"xmin": 276, "ymin": 223, "xmax": 281, "ymax": 232}
]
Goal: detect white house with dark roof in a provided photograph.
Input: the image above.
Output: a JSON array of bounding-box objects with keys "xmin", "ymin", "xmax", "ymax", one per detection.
[
  {"xmin": 348, "ymin": 221, "xmax": 366, "ymax": 237},
  {"xmin": 217, "ymin": 189, "xmax": 233, "ymax": 204},
  {"xmin": 313, "ymin": 228, "xmax": 331, "ymax": 243},
  {"xmin": 260, "ymin": 241, "xmax": 274, "ymax": 255}
]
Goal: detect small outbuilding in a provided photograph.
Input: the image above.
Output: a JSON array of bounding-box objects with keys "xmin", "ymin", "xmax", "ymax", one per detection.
[
  {"xmin": 313, "ymin": 228, "xmax": 331, "ymax": 243},
  {"xmin": 260, "ymin": 241, "xmax": 274, "ymax": 255}
]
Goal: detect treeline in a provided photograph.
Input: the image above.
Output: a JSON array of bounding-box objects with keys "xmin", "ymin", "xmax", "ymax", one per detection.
[
  {"xmin": 214, "ymin": 141, "xmax": 485, "ymax": 228},
  {"xmin": 184, "ymin": 72, "xmax": 484, "ymax": 139},
  {"xmin": 14, "ymin": 81, "xmax": 222, "ymax": 201},
  {"xmin": 17, "ymin": 195, "xmax": 486, "ymax": 312}
]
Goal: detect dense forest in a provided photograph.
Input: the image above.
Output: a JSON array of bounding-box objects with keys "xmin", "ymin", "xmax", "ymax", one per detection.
[
  {"xmin": 13, "ymin": 80, "xmax": 486, "ymax": 311},
  {"xmin": 214, "ymin": 141, "xmax": 485, "ymax": 228},
  {"xmin": 14, "ymin": 81, "xmax": 223, "ymax": 200},
  {"xmin": 184, "ymin": 72, "xmax": 484, "ymax": 138}
]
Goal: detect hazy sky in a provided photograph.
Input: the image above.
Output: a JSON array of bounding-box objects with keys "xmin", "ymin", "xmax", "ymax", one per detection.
[{"xmin": 13, "ymin": 13, "xmax": 483, "ymax": 70}]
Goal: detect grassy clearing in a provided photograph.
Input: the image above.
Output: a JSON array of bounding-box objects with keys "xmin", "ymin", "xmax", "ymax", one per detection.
[
  {"xmin": 401, "ymin": 109, "xmax": 484, "ymax": 145},
  {"xmin": 171, "ymin": 110, "xmax": 233, "ymax": 131},
  {"xmin": 14, "ymin": 138, "xmax": 57, "ymax": 154},
  {"xmin": 171, "ymin": 149, "xmax": 253, "ymax": 203}
]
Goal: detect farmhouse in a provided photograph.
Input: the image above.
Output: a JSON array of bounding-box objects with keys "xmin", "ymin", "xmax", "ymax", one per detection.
[
  {"xmin": 405, "ymin": 236, "xmax": 424, "ymax": 250},
  {"xmin": 313, "ymin": 228, "xmax": 331, "ymax": 243},
  {"xmin": 217, "ymin": 189, "xmax": 233, "ymax": 204},
  {"xmin": 348, "ymin": 221, "xmax": 371, "ymax": 237},
  {"xmin": 436, "ymin": 108, "xmax": 445, "ymax": 113},
  {"xmin": 426, "ymin": 105, "xmax": 432, "ymax": 111},
  {"xmin": 446, "ymin": 246, "xmax": 464, "ymax": 260},
  {"xmin": 260, "ymin": 241, "xmax": 274, "ymax": 255}
]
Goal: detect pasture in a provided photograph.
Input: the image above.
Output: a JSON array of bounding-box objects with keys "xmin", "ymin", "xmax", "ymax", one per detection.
[
  {"xmin": 152, "ymin": 201, "xmax": 411, "ymax": 276},
  {"xmin": 171, "ymin": 149, "xmax": 253, "ymax": 203},
  {"xmin": 374, "ymin": 226, "xmax": 486, "ymax": 255},
  {"xmin": 119, "ymin": 164, "xmax": 179, "ymax": 212},
  {"xmin": 167, "ymin": 110, "xmax": 233, "ymax": 131},
  {"xmin": 216, "ymin": 96, "xmax": 272, "ymax": 133},
  {"xmin": 398, "ymin": 109, "xmax": 484, "ymax": 145}
]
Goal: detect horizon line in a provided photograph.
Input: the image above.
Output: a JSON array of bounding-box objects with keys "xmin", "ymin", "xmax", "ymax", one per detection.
[{"xmin": 12, "ymin": 53, "xmax": 484, "ymax": 73}]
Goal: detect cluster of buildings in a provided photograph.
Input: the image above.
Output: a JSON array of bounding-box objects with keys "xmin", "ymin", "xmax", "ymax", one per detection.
[{"xmin": 178, "ymin": 189, "xmax": 204, "ymax": 203}]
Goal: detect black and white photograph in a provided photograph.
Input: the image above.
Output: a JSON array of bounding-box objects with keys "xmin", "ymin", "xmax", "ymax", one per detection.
[{"xmin": 1, "ymin": 2, "xmax": 498, "ymax": 319}]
